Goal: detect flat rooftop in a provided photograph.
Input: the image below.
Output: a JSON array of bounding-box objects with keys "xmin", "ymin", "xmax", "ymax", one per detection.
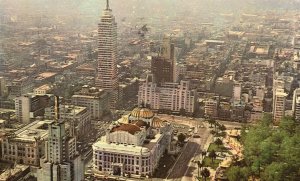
[
  {"xmin": 13, "ymin": 120, "xmax": 54, "ymax": 142},
  {"xmin": 93, "ymin": 133, "xmax": 163, "ymax": 155},
  {"xmin": 34, "ymin": 84, "xmax": 52, "ymax": 91}
]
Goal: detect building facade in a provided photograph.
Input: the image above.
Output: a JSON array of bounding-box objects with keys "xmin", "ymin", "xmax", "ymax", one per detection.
[
  {"xmin": 273, "ymin": 88, "xmax": 287, "ymax": 124},
  {"xmin": 37, "ymin": 121, "xmax": 84, "ymax": 181},
  {"xmin": 7, "ymin": 77, "xmax": 34, "ymax": 99},
  {"xmin": 151, "ymin": 36, "xmax": 175, "ymax": 85},
  {"xmin": 0, "ymin": 77, "xmax": 7, "ymax": 97},
  {"xmin": 92, "ymin": 107, "xmax": 172, "ymax": 178},
  {"xmin": 95, "ymin": 0, "xmax": 118, "ymax": 108},
  {"xmin": 204, "ymin": 98, "xmax": 219, "ymax": 118},
  {"xmin": 44, "ymin": 105, "xmax": 91, "ymax": 141},
  {"xmin": 138, "ymin": 75, "xmax": 196, "ymax": 114},
  {"xmin": 1, "ymin": 120, "xmax": 52, "ymax": 166},
  {"xmin": 72, "ymin": 86, "xmax": 109, "ymax": 119},
  {"xmin": 15, "ymin": 94, "xmax": 54, "ymax": 123}
]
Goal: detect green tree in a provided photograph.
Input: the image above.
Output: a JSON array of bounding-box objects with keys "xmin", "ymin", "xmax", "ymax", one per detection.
[
  {"xmin": 279, "ymin": 116, "xmax": 297, "ymax": 135},
  {"xmin": 219, "ymin": 124, "xmax": 226, "ymax": 132},
  {"xmin": 226, "ymin": 166, "xmax": 243, "ymax": 181},
  {"xmin": 215, "ymin": 138, "xmax": 223, "ymax": 149},
  {"xmin": 241, "ymin": 116, "xmax": 300, "ymax": 180},
  {"xmin": 201, "ymin": 168, "xmax": 210, "ymax": 181},
  {"xmin": 262, "ymin": 162, "xmax": 287, "ymax": 181},
  {"xmin": 208, "ymin": 119, "xmax": 215, "ymax": 128},
  {"xmin": 177, "ymin": 133, "xmax": 186, "ymax": 143},
  {"xmin": 197, "ymin": 161, "xmax": 203, "ymax": 177},
  {"xmin": 208, "ymin": 150, "xmax": 217, "ymax": 163},
  {"xmin": 179, "ymin": 108, "xmax": 186, "ymax": 116},
  {"xmin": 201, "ymin": 151, "xmax": 206, "ymax": 159},
  {"xmin": 226, "ymin": 166, "xmax": 250, "ymax": 181},
  {"xmin": 210, "ymin": 130, "xmax": 216, "ymax": 135}
]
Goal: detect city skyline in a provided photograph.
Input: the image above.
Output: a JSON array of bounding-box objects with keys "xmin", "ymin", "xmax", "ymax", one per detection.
[{"xmin": 1, "ymin": 0, "xmax": 300, "ymax": 181}]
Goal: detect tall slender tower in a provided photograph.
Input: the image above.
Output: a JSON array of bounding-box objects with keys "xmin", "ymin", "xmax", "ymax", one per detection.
[{"xmin": 96, "ymin": 0, "xmax": 118, "ymax": 108}]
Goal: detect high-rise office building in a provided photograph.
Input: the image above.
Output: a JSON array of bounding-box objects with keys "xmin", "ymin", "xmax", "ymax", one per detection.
[
  {"xmin": 95, "ymin": 0, "xmax": 118, "ymax": 108},
  {"xmin": 151, "ymin": 36, "xmax": 175, "ymax": 85},
  {"xmin": 273, "ymin": 88, "xmax": 287, "ymax": 124}
]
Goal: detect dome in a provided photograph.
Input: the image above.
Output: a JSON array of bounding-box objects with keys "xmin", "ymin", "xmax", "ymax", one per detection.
[
  {"xmin": 131, "ymin": 107, "xmax": 154, "ymax": 119},
  {"xmin": 151, "ymin": 117, "xmax": 167, "ymax": 128}
]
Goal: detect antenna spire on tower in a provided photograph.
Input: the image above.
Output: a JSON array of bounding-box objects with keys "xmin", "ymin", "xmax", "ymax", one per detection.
[{"xmin": 106, "ymin": 0, "xmax": 110, "ymax": 10}]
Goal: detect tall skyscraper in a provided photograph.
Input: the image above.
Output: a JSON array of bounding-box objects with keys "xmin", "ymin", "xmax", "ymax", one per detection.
[
  {"xmin": 151, "ymin": 36, "xmax": 175, "ymax": 85},
  {"xmin": 95, "ymin": 0, "xmax": 118, "ymax": 108}
]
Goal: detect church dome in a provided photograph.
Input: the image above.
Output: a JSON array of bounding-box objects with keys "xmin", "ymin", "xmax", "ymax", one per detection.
[
  {"xmin": 131, "ymin": 107, "xmax": 154, "ymax": 119},
  {"xmin": 151, "ymin": 117, "xmax": 167, "ymax": 128}
]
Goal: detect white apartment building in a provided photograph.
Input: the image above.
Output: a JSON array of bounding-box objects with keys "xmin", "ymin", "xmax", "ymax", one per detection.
[
  {"xmin": 71, "ymin": 90, "xmax": 109, "ymax": 119},
  {"xmin": 138, "ymin": 75, "xmax": 196, "ymax": 114},
  {"xmin": 273, "ymin": 88, "xmax": 287, "ymax": 124}
]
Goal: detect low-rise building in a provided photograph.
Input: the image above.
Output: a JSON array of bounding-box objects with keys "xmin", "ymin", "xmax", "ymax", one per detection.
[
  {"xmin": 34, "ymin": 84, "xmax": 53, "ymax": 95},
  {"xmin": 204, "ymin": 98, "xmax": 219, "ymax": 118},
  {"xmin": 72, "ymin": 86, "xmax": 109, "ymax": 119},
  {"xmin": 1, "ymin": 120, "xmax": 53, "ymax": 166}
]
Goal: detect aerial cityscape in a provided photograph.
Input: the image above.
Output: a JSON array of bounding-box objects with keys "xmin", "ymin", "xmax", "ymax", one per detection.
[{"xmin": 0, "ymin": 0, "xmax": 300, "ymax": 180}]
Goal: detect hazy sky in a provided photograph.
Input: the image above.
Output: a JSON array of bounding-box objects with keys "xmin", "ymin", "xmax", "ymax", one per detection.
[
  {"xmin": 1, "ymin": 0, "xmax": 300, "ymax": 28},
  {"xmin": 2, "ymin": 0, "xmax": 300, "ymax": 17}
]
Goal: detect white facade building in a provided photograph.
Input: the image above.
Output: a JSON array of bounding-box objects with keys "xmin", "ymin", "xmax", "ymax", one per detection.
[
  {"xmin": 292, "ymin": 88, "xmax": 300, "ymax": 121},
  {"xmin": 1, "ymin": 120, "xmax": 52, "ymax": 166},
  {"xmin": 138, "ymin": 75, "xmax": 196, "ymax": 114},
  {"xmin": 95, "ymin": 0, "xmax": 118, "ymax": 108},
  {"xmin": 273, "ymin": 88, "xmax": 287, "ymax": 124},
  {"xmin": 92, "ymin": 107, "xmax": 172, "ymax": 178}
]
